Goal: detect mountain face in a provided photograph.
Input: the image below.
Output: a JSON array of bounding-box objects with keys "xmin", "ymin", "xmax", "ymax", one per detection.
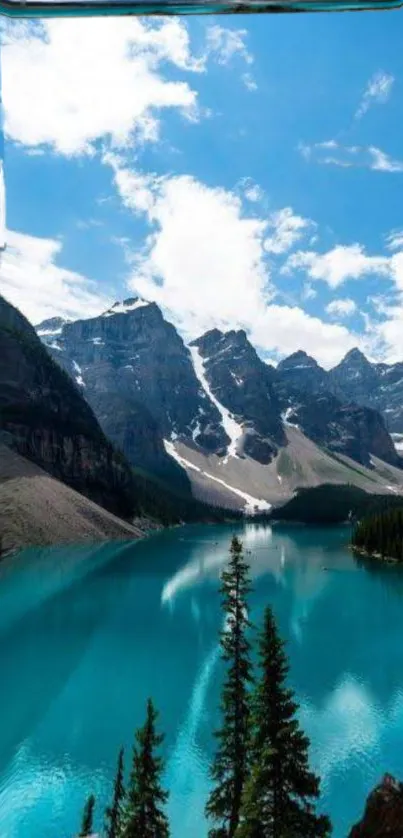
[
  {"xmin": 330, "ymin": 346, "xmax": 403, "ymax": 435},
  {"xmin": 278, "ymin": 346, "xmax": 403, "ymax": 452},
  {"xmin": 36, "ymin": 300, "xmax": 402, "ymax": 503},
  {"xmin": 276, "ymin": 350, "xmax": 331, "ymax": 395},
  {"xmin": 191, "ymin": 329, "xmax": 286, "ymax": 464},
  {"xmin": 329, "ymin": 348, "xmax": 381, "ymax": 405},
  {"xmin": 39, "ymin": 298, "xmax": 227, "ymax": 485},
  {"xmin": 0, "ymin": 294, "xmax": 137, "ymax": 519}
]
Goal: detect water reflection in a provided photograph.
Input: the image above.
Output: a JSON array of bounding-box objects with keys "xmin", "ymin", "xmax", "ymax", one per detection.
[{"xmin": 1, "ymin": 524, "xmax": 403, "ymax": 838}]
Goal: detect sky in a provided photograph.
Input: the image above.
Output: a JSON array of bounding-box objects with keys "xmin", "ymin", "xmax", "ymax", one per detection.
[{"xmin": 1, "ymin": 10, "xmax": 403, "ymax": 367}]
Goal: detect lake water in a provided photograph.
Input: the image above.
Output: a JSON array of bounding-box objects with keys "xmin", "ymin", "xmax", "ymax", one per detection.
[{"xmin": 1, "ymin": 523, "xmax": 403, "ymax": 837}]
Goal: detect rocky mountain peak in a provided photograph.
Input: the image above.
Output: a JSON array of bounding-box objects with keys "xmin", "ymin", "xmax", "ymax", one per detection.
[
  {"xmin": 329, "ymin": 346, "xmax": 379, "ymax": 406},
  {"xmin": 335, "ymin": 347, "xmax": 374, "ymax": 372},
  {"xmin": 277, "ymin": 350, "xmax": 321, "ymax": 372},
  {"xmin": 190, "ymin": 328, "xmax": 225, "ymax": 356},
  {"xmin": 36, "ymin": 316, "xmax": 69, "ymax": 336},
  {"xmin": 102, "ymin": 297, "xmax": 152, "ymax": 317}
]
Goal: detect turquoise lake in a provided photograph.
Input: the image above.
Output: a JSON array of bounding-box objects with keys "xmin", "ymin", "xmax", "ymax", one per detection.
[{"xmin": 1, "ymin": 523, "xmax": 403, "ymax": 837}]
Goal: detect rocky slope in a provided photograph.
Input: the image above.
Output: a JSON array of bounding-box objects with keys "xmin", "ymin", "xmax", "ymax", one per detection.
[
  {"xmin": 0, "ymin": 445, "xmax": 143, "ymax": 552},
  {"xmin": 348, "ymin": 774, "xmax": 403, "ymax": 837}
]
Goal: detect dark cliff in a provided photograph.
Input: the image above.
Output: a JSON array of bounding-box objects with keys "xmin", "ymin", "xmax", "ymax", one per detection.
[
  {"xmin": 348, "ymin": 774, "xmax": 403, "ymax": 838},
  {"xmin": 0, "ymin": 294, "xmax": 136, "ymax": 519}
]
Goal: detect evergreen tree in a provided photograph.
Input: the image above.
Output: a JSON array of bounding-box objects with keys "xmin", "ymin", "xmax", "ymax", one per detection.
[
  {"xmin": 206, "ymin": 535, "xmax": 253, "ymax": 838},
  {"xmin": 105, "ymin": 747, "xmax": 125, "ymax": 838},
  {"xmin": 123, "ymin": 698, "xmax": 170, "ymax": 838},
  {"xmin": 237, "ymin": 607, "xmax": 331, "ymax": 838},
  {"xmin": 79, "ymin": 794, "xmax": 95, "ymax": 837}
]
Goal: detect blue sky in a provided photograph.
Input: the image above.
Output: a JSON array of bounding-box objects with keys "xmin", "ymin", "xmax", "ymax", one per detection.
[{"xmin": 1, "ymin": 9, "xmax": 403, "ymax": 367}]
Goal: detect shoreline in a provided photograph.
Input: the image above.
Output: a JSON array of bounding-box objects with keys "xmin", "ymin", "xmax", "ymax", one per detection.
[{"xmin": 351, "ymin": 545, "xmax": 402, "ymax": 565}]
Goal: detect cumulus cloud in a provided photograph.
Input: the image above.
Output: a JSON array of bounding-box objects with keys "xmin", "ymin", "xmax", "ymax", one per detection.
[
  {"xmin": 284, "ymin": 244, "xmax": 390, "ymax": 289},
  {"xmin": 106, "ymin": 159, "xmax": 359, "ymax": 367},
  {"xmin": 326, "ymin": 298, "xmax": 357, "ymax": 318},
  {"xmin": 1, "ymin": 18, "xmax": 258, "ymax": 157},
  {"xmin": 0, "ymin": 229, "xmax": 108, "ymax": 323},
  {"xmin": 1, "ymin": 18, "xmax": 205, "ymax": 156},
  {"xmin": 355, "ymin": 70, "xmax": 394, "ymax": 119}
]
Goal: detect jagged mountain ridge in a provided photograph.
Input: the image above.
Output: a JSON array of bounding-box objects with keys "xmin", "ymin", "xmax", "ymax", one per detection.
[{"xmin": 36, "ymin": 297, "xmax": 403, "ymax": 511}]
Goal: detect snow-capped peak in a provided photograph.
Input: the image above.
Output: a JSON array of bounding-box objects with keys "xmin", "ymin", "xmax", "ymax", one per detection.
[{"xmin": 103, "ymin": 297, "xmax": 150, "ymax": 317}]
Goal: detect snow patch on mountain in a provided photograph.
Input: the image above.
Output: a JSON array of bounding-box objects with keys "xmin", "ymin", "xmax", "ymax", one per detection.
[
  {"xmin": 164, "ymin": 440, "xmax": 271, "ymax": 514},
  {"xmin": 391, "ymin": 433, "xmax": 403, "ymax": 453},
  {"xmin": 281, "ymin": 407, "xmax": 299, "ymax": 429},
  {"xmin": 189, "ymin": 346, "xmax": 243, "ymax": 463},
  {"xmin": 103, "ymin": 298, "xmax": 150, "ymax": 317},
  {"xmin": 72, "ymin": 361, "xmax": 85, "ymax": 388},
  {"xmin": 37, "ymin": 326, "xmax": 63, "ymax": 337}
]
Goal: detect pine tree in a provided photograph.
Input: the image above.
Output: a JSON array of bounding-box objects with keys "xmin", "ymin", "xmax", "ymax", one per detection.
[
  {"xmin": 79, "ymin": 794, "xmax": 95, "ymax": 837},
  {"xmin": 123, "ymin": 698, "xmax": 170, "ymax": 838},
  {"xmin": 237, "ymin": 607, "xmax": 331, "ymax": 838},
  {"xmin": 206, "ymin": 535, "xmax": 253, "ymax": 838},
  {"xmin": 105, "ymin": 747, "xmax": 125, "ymax": 838}
]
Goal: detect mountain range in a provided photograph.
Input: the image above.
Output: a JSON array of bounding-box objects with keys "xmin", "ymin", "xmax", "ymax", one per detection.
[
  {"xmin": 35, "ymin": 296, "xmax": 403, "ymax": 512},
  {"xmin": 0, "ymin": 293, "xmax": 238, "ymax": 552}
]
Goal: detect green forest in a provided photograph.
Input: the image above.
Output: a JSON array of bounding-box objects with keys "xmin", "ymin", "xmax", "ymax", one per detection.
[
  {"xmin": 270, "ymin": 483, "xmax": 403, "ymax": 525},
  {"xmin": 352, "ymin": 506, "xmax": 403, "ymax": 562}
]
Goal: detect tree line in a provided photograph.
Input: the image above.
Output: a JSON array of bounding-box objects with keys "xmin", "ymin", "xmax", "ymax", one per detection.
[
  {"xmin": 78, "ymin": 535, "xmax": 330, "ymax": 838},
  {"xmin": 352, "ymin": 506, "xmax": 403, "ymax": 562}
]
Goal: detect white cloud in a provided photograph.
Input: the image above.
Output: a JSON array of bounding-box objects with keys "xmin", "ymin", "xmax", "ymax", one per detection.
[
  {"xmin": 0, "ymin": 229, "xmax": 108, "ymax": 323},
  {"xmin": 299, "ymin": 141, "xmax": 403, "ymax": 174},
  {"xmin": 285, "ymin": 244, "xmax": 390, "ymax": 289},
  {"xmin": 107, "ymin": 160, "xmax": 359, "ymax": 368},
  {"xmin": 301, "ymin": 282, "xmax": 317, "ymax": 301},
  {"xmin": 369, "ymin": 146, "xmax": 403, "ymax": 173},
  {"xmin": 243, "ymin": 182, "xmax": 263, "ymax": 203},
  {"xmin": 264, "ymin": 207, "xmax": 313, "ymax": 256},
  {"xmin": 366, "ymin": 299, "xmax": 403, "ymax": 362},
  {"xmin": 326, "ymin": 298, "xmax": 357, "ymax": 318},
  {"xmin": 242, "ymin": 73, "xmax": 258, "ymax": 92},
  {"xmin": 356, "ymin": 71, "xmax": 394, "ymax": 119},
  {"xmin": 1, "ymin": 18, "xmax": 203, "ymax": 156},
  {"xmin": 386, "ymin": 229, "xmax": 403, "ymax": 252},
  {"xmin": 205, "ymin": 25, "xmax": 253, "ymax": 67}
]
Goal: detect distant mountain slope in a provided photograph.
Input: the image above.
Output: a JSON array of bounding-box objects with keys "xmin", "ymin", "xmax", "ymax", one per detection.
[
  {"xmin": 165, "ymin": 425, "xmax": 403, "ymax": 512},
  {"xmin": 0, "ymin": 445, "xmax": 142, "ymax": 552}
]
